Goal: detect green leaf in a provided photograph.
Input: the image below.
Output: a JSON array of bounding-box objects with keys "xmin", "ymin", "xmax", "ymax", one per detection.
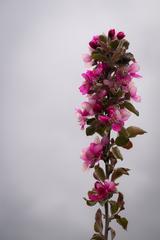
[
  {"xmin": 122, "ymin": 40, "xmax": 129, "ymax": 49},
  {"xmin": 122, "ymin": 140, "xmax": 133, "ymax": 149},
  {"xmin": 91, "ymin": 234, "xmax": 105, "ymax": 240},
  {"xmin": 117, "ymin": 52, "xmax": 134, "ymax": 65},
  {"xmin": 117, "ymin": 192, "xmax": 125, "ymax": 210},
  {"xmin": 99, "ymin": 35, "xmax": 107, "ymax": 43},
  {"xmin": 94, "ymin": 165, "xmax": 106, "ymax": 182},
  {"xmin": 115, "ymin": 215, "xmax": 128, "ymax": 230},
  {"xmin": 83, "ymin": 197, "xmax": 97, "ymax": 206},
  {"xmin": 119, "ymin": 127, "xmax": 129, "ymax": 138},
  {"xmin": 109, "ymin": 227, "xmax": 116, "ymax": 240},
  {"xmin": 112, "ymin": 146, "xmax": 123, "ymax": 160},
  {"xmin": 115, "ymin": 135, "xmax": 129, "ymax": 146},
  {"xmin": 87, "ymin": 118, "xmax": 96, "ymax": 125},
  {"xmin": 96, "ymin": 125, "xmax": 106, "ymax": 136},
  {"xmin": 127, "ymin": 126, "xmax": 147, "ymax": 138},
  {"xmin": 109, "ymin": 200, "xmax": 119, "ymax": 214},
  {"xmin": 99, "ymin": 199, "xmax": 108, "ymax": 206},
  {"xmin": 86, "ymin": 126, "xmax": 95, "ymax": 136},
  {"xmin": 94, "ymin": 209, "xmax": 103, "ymax": 234},
  {"xmin": 110, "ymin": 39, "xmax": 119, "ymax": 49},
  {"xmin": 92, "ymin": 52, "xmax": 106, "ymax": 62},
  {"xmin": 111, "ymin": 168, "xmax": 130, "ymax": 181},
  {"xmin": 123, "ymin": 101, "xmax": 139, "ymax": 116}
]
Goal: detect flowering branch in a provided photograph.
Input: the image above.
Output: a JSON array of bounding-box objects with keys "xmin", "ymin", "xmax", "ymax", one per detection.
[{"xmin": 76, "ymin": 28, "xmax": 146, "ymax": 240}]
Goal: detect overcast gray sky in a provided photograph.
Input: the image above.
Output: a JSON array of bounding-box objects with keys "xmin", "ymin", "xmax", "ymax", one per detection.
[{"xmin": 0, "ymin": 0, "xmax": 160, "ymax": 239}]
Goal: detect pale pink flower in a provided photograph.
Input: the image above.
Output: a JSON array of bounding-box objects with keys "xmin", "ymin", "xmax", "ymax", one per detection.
[
  {"xmin": 82, "ymin": 54, "xmax": 93, "ymax": 68},
  {"xmin": 129, "ymin": 81, "xmax": 141, "ymax": 102},
  {"xmin": 128, "ymin": 62, "xmax": 142, "ymax": 78},
  {"xmin": 76, "ymin": 101, "xmax": 95, "ymax": 129},
  {"xmin": 82, "ymin": 54, "xmax": 92, "ymax": 63},
  {"xmin": 81, "ymin": 101, "xmax": 94, "ymax": 115},
  {"xmin": 111, "ymin": 108, "xmax": 130, "ymax": 132},
  {"xmin": 76, "ymin": 108, "xmax": 88, "ymax": 130},
  {"xmin": 116, "ymin": 108, "xmax": 131, "ymax": 121}
]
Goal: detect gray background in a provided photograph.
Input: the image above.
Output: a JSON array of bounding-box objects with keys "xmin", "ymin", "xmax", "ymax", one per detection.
[{"xmin": 0, "ymin": 0, "xmax": 159, "ymax": 239}]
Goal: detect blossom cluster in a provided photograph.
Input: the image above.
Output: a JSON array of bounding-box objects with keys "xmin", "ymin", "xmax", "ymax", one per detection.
[{"xmin": 76, "ymin": 28, "xmax": 145, "ymax": 239}]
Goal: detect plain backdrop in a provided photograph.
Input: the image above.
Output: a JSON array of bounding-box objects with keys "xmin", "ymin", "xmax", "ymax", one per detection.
[{"xmin": 0, "ymin": 0, "xmax": 160, "ymax": 239}]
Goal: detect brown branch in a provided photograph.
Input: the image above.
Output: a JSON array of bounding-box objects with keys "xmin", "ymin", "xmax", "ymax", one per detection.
[{"xmin": 104, "ymin": 130, "xmax": 111, "ymax": 240}]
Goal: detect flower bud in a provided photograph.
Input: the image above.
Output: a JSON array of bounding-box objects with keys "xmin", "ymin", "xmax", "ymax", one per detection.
[
  {"xmin": 108, "ymin": 29, "xmax": 115, "ymax": 39},
  {"xmin": 89, "ymin": 41, "xmax": 98, "ymax": 49},
  {"xmin": 117, "ymin": 31, "xmax": 125, "ymax": 40}
]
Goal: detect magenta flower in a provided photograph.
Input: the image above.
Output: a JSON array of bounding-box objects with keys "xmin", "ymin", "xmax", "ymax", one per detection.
[
  {"xmin": 81, "ymin": 137, "xmax": 107, "ymax": 169},
  {"xmin": 98, "ymin": 107, "xmax": 131, "ymax": 132},
  {"xmin": 79, "ymin": 65, "xmax": 107, "ymax": 95},
  {"xmin": 79, "ymin": 71, "xmax": 94, "ymax": 95},
  {"xmin": 111, "ymin": 108, "xmax": 131, "ymax": 132},
  {"xmin": 88, "ymin": 180, "xmax": 117, "ymax": 202},
  {"xmin": 98, "ymin": 115, "xmax": 110, "ymax": 124}
]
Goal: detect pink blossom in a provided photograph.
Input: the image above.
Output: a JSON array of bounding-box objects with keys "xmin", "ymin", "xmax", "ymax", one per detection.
[
  {"xmin": 81, "ymin": 101, "xmax": 94, "ymax": 115},
  {"xmin": 83, "ymin": 99, "xmax": 102, "ymax": 114},
  {"xmin": 112, "ymin": 122, "xmax": 124, "ymax": 132},
  {"xmin": 79, "ymin": 70, "xmax": 95, "ymax": 95},
  {"xmin": 128, "ymin": 63, "xmax": 142, "ymax": 78},
  {"xmin": 88, "ymin": 180, "xmax": 116, "ymax": 202},
  {"xmin": 81, "ymin": 137, "xmax": 108, "ymax": 169},
  {"xmin": 94, "ymin": 63, "xmax": 108, "ymax": 76},
  {"xmin": 94, "ymin": 89, "xmax": 107, "ymax": 99},
  {"xmin": 81, "ymin": 70, "xmax": 96, "ymax": 82},
  {"xmin": 82, "ymin": 54, "xmax": 93, "ymax": 68},
  {"xmin": 129, "ymin": 81, "xmax": 141, "ymax": 102},
  {"xmin": 79, "ymin": 83, "xmax": 91, "ymax": 95},
  {"xmin": 116, "ymin": 71, "xmax": 132, "ymax": 86},
  {"xmin": 98, "ymin": 115, "xmax": 110, "ymax": 124},
  {"xmin": 82, "ymin": 54, "xmax": 92, "ymax": 63},
  {"xmin": 112, "ymin": 108, "xmax": 131, "ymax": 131},
  {"xmin": 76, "ymin": 101, "xmax": 95, "ymax": 129},
  {"xmin": 76, "ymin": 108, "xmax": 88, "ymax": 130},
  {"xmin": 100, "ymin": 106, "xmax": 131, "ymax": 132},
  {"xmin": 116, "ymin": 108, "xmax": 131, "ymax": 121},
  {"xmin": 81, "ymin": 140, "xmax": 103, "ymax": 169},
  {"xmin": 79, "ymin": 65, "xmax": 107, "ymax": 95}
]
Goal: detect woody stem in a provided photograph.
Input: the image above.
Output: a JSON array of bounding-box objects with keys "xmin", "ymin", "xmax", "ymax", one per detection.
[{"xmin": 104, "ymin": 130, "xmax": 111, "ymax": 240}]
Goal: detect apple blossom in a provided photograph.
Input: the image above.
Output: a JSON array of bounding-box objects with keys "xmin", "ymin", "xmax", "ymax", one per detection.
[{"xmin": 76, "ymin": 28, "xmax": 146, "ymax": 240}]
